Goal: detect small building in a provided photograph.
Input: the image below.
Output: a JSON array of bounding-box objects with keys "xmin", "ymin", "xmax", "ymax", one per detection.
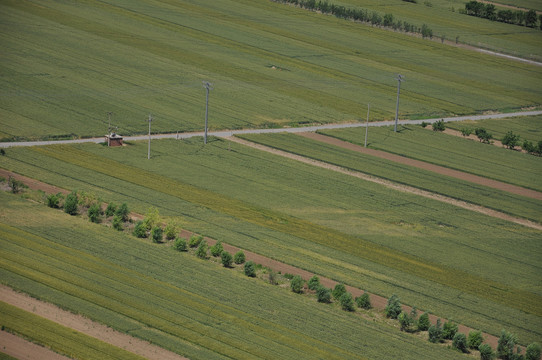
[{"xmin": 106, "ymin": 133, "xmax": 123, "ymax": 147}]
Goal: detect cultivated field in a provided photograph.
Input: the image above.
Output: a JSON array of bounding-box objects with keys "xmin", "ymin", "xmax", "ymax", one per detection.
[
  {"xmin": 0, "ymin": 0, "xmax": 541, "ymax": 141},
  {"xmin": 0, "ymin": 191, "xmax": 467, "ymax": 360},
  {"xmin": 1, "ymin": 137, "xmax": 540, "ymax": 346}
]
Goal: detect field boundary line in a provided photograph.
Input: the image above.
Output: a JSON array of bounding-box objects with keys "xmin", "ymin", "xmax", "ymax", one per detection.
[
  {"xmin": 299, "ymin": 132, "xmax": 542, "ymax": 201},
  {"xmin": 226, "ymin": 136, "xmax": 542, "ymax": 231},
  {"xmin": 0, "ymin": 285, "xmax": 188, "ymax": 360}
]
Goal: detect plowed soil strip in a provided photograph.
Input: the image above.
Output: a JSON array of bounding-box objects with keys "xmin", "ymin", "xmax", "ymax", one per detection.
[
  {"xmin": 0, "ymin": 330, "xmax": 71, "ymax": 360},
  {"xmin": 298, "ymin": 132, "xmax": 542, "ymax": 201},
  {"xmin": 228, "ymin": 136, "xmax": 542, "ymax": 230},
  {"xmin": 0, "ymin": 285, "xmax": 188, "ymax": 360}
]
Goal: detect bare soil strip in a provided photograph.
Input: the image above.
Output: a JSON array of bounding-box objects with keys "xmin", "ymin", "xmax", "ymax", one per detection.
[
  {"xmin": 0, "ymin": 286, "xmax": 188, "ymax": 360},
  {"xmin": 228, "ymin": 136, "xmax": 542, "ymax": 230},
  {"xmin": 0, "ymin": 330, "xmax": 72, "ymax": 360},
  {"xmin": 298, "ymin": 132, "xmax": 542, "ymax": 201}
]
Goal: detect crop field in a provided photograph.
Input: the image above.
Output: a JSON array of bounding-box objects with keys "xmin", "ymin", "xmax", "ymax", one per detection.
[
  {"xmin": 238, "ymin": 132, "xmax": 542, "ymax": 223},
  {"xmin": 445, "ymin": 114, "xmax": 542, "ymax": 143},
  {"xmin": 1, "ymin": 139, "xmax": 541, "ymax": 345},
  {"xmin": 0, "ymin": 301, "xmax": 146, "ymax": 360},
  {"xmin": 317, "ymin": 123, "xmax": 542, "ymax": 192},
  {"xmin": 1, "ymin": 0, "xmax": 541, "ymax": 141},
  {"xmin": 331, "ymin": 0, "xmax": 542, "ymax": 57},
  {"xmin": 0, "ymin": 191, "xmax": 470, "ymax": 360}
]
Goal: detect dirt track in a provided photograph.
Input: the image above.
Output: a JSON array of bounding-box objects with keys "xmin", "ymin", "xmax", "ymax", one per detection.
[
  {"xmin": 227, "ymin": 136, "xmax": 542, "ymax": 230},
  {"xmin": 0, "ymin": 330, "xmax": 72, "ymax": 360}
]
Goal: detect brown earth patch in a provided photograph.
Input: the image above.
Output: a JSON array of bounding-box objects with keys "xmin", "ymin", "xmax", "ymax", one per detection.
[
  {"xmin": 0, "ymin": 330, "xmax": 72, "ymax": 360},
  {"xmin": 0, "ymin": 285, "xmax": 188, "ymax": 360}
]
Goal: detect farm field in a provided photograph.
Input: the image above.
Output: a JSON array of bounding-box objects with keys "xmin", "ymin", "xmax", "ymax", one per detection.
[
  {"xmin": 1, "ymin": 139, "xmax": 541, "ymax": 345},
  {"xmin": 318, "ymin": 0, "xmax": 542, "ymax": 58},
  {"xmin": 445, "ymin": 114, "xmax": 542, "ymax": 143},
  {"xmin": 0, "ymin": 191, "xmax": 468, "ymax": 360},
  {"xmin": 316, "ymin": 122, "xmax": 542, "ymax": 192},
  {"xmin": 1, "ymin": 0, "xmax": 541, "ymax": 141},
  {"xmin": 0, "ymin": 301, "xmax": 146, "ymax": 360},
  {"xmin": 237, "ymin": 132, "xmax": 542, "ymax": 223}
]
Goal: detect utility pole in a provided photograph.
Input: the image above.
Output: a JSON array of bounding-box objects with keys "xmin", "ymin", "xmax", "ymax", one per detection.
[
  {"xmin": 107, "ymin": 112, "xmax": 113, "ymax": 134},
  {"xmin": 394, "ymin": 74, "xmax": 404, "ymax": 133},
  {"xmin": 203, "ymin": 81, "xmax": 213, "ymax": 144},
  {"xmin": 147, "ymin": 114, "xmax": 153, "ymax": 160},
  {"xmin": 364, "ymin": 103, "xmax": 370, "ymax": 148}
]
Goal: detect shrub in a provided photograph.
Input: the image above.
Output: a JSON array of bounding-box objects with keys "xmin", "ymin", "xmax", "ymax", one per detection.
[
  {"xmin": 432, "ymin": 119, "xmax": 445, "ymax": 131},
  {"xmin": 467, "ymin": 330, "xmax": 483, "ymax": 350},
  {"xmin": 164, "ymin": 222, "xmax": 178, "ymax": 240},
  {"xmin": 195, "ymin": 240, "xmax": 208, "ymax": 259},
  {"xmin": 189, "ymin": 234, "xmax": 203, "ymax": 248},
  {"xmin": 290, "ymin": 275, "xmax": 304, "ymax": 294},
  {"xmin": 385, "ymin": 294, "xmax": 401, "ymax": 319},
  {"xmin": 442, "ymin": 320, "xmax": 458, "ymax": 340},
  {"xmin": 112, "ymin": 214, "xmax": 124, "ymax": 231},
  {"xmin": 497, "ymin": 330, "xmax": 518, "ymax": 360},
  {"xmin": 332, "ymin": 283, "xmax": 347, "ymax": 300},
  {"xmin": 479, "ymin": 343, "xmax": 494, "ymax": 360},
  {"xmin": 475, "ymin": 127, "xmax": 492, "ymax": 143},
  {"xmin": 522, "ymin": 139, "xmax": 535, "ymax": 153},
  {"xmin": 151, "ymin": 226, "xmax": 163, "ymax": 243},
  {"xmin": 502, "ymin": 131, "xmax": 521, "ymax": 149},
  {"xmin": 133, "ymin": 220, "xmax": 147, "ymax": 238},
  {"xmin": 316, "ymin": 286, "xmax": 332, "ymax": 303},
  {"xmin": 143, "ymin": 206, "xmax": 160, "ymax": 230},
  {"xmin": 452, "ymin": 333, "xmax": 468, "ymax": 353},
  {"xmin": 417, "ymin": 312, "xmax": 430, "ymax": 331},
  {"xmin": 244, "ymin": 261, "xmax": 256, "ymax": 277},
  {"xmin": 8, "ymin": 176, "xmax": 25, "ymax": 194},
  {"xmin": 307, "ymin": 275, "xmax": 320, "ymax": 290},
  {"xmin": 428, "ymin": 319, "xmax": 443, "ymax": 343},
  {"xmin": 88, "ymin": 203, "xmax": 101, "ymax": 223},
  {"xmin": 398, "ymin": 311, "xmax": 413, "ymax": 332},
  {"xmin": 173, "ymin": 237, "xmax": 187, "ymax": 251},
  {"xmin": 460, "ymin": 127, "xmax": 472, "ymax": 137},
  {"xmin": 221, "ymin": 251, "xmax": 233, "ymax": 267},
  {"xmin": 210, "ymin": 241, "xmax": 224, "ymax": 257},
  {"xmin": 421, "ymin": 121, "xmax": 428, "ymax": 128},
  {"xmin": 355, "ymin": 293, "xmax": 372, "ymax": 309},
  {"xmin": 63, "ymin": 191, "xmax": 79, "ymax": 215},
  {"xmin": 340, "ymin": 292, "xmax": 355, "ymax": 311},
  {"xmin": 268, "ymin": 270, "xmax": 278, "ymax": 285},
  {"xmin": 46, "ymin": 193, "xmax": 60, "ymax": 208},
  {"xmin": 283, "ymin": 273, "xmax": 295, "ymax": 280},
  {"xmin": 105, "ymin": 203, "xmax": 116, "ymax": 217},
  {"xmin": 526, "ymin": 343, "xmax": 541, "ymax": 360},
  {"xmin": 233, "ymin": 251, "xmax": 246, "ymax": 264},
  {"xmin": 115, "ymin": 203, "xmax": 129, "ymax": 222}
]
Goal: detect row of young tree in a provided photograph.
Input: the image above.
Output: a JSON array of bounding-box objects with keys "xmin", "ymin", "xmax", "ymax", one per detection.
[
  {"xmin": 383, "ymin": 294, "xmax": 540, "ymax": 359},
  {"xmin": 26, "ymin": 186, "xmax": 542, "ymax": 359},
  {"xmin": 422, "ymin": 120, "xmax": 542, "ymax": 156},
  {"xmin": 464, "ymin": 1, "xmax": 541, "ymax": 30},
  {"xmin": 274, "ymin": 0, "xmax": 434, "ymax": 38}
]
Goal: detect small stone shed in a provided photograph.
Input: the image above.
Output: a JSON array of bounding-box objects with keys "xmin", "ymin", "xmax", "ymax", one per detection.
[{"xmin": 106, "ymin": 133, "xmax": 123, "ymax": 147}]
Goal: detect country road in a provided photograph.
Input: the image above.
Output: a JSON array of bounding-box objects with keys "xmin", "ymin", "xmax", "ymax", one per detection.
[{"xmin": 1, "ymin": 110, "xmax": 541, "ymax": 148}]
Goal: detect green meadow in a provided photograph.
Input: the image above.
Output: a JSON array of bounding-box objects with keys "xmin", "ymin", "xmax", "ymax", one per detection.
[
  {"xmin": 0, "ymin": 191, "xmax": 467, "ymax": 360},
  {"xmin": 1, "ymin": 0, "xmax": 541, "ymax": 141},
  {"xmin": 1, "ymin": 138, "xmax": 540, "ymax": 345}
]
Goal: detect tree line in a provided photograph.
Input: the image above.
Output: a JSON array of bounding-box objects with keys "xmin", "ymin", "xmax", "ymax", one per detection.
[
  {"xmin": 273, "ymin": 0, "xmax": 434, "ymax": 38},
  {"xmin": 464, "ymin": 1, "xmax": 541, "ymax": 30}
]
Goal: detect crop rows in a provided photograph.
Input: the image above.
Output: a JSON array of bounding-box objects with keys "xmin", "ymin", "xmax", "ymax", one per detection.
[
  {"xmin": 0, "ymin": 301, "xmax": 146, "ymax": 360},
  {"xmin": 317, "ymin": 125, "xmax": 542, "ymax": 192},
  {"xmin": 0, "ymin": 193, "xmax": 472, "ymax": 359},
  {"xmin": 1, "ymin": 0, "xmax": 541, "ymax": 141}
]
